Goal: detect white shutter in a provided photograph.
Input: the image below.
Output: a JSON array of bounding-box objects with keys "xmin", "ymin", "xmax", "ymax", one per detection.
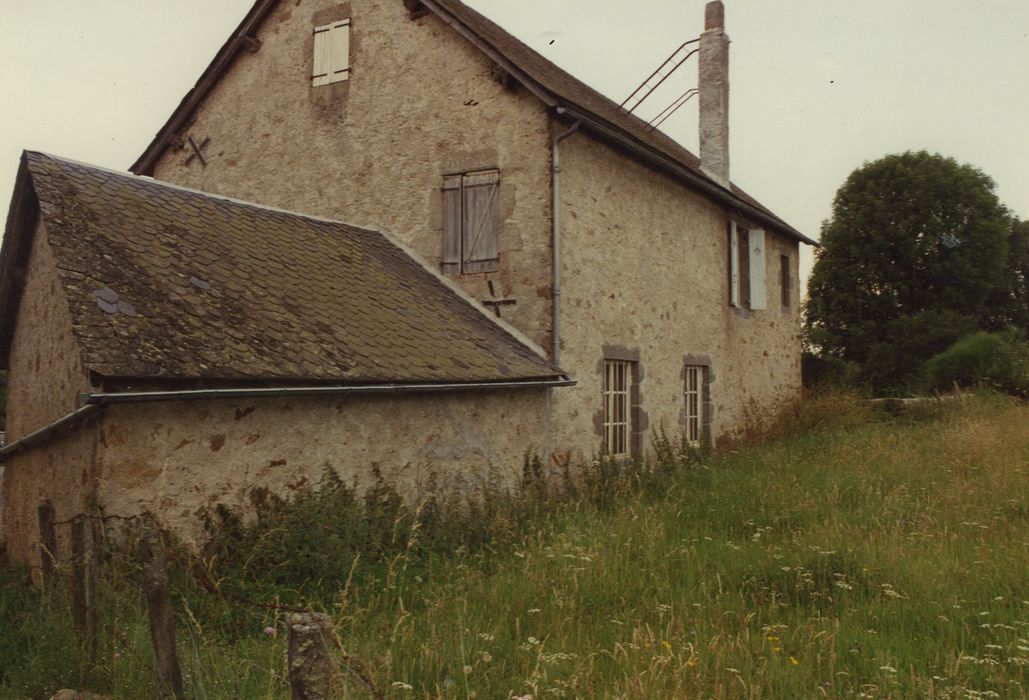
[
  {"xmin": 729, "ymin": 221, "xmax": 740, "ymax": 307},
  {"xmin": 312, "ymin": 20, "xmax": 350, "ymax": 87},
  {"xmin": 748, "ymin": 228, "xmax": 767, "ymax": 310},
  {"xmin": 329, "ymin": 20, "xmax": 350, "ymax": 82},
  {"xmin": 312, "ymin": 24, "xmax": 332, "ymax": 87}
]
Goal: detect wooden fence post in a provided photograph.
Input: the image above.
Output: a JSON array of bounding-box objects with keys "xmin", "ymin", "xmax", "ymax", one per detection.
[
  {"xmin": 37, "ymin": 501, "xmax": 57, "ymax": 581},
  {"xmin": 139, "ymin": 520, "xmax": 184, "ymax": 699},
  {"xmin": 287, "ymin": 612, "xmax": 342, "ymax": 699},
  {"xmin": 70, "ymin": 516, "xmax": 98, "ymax": 660}
]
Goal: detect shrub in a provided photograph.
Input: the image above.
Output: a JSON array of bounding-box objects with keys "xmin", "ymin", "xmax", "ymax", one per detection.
[
  {"xmin": 920, "ymin": 329, "xmax": 1029, "ymax": 397},
  {"xmin": 859, "ymin": 310, "xmax": 978, "ymax": 394}
]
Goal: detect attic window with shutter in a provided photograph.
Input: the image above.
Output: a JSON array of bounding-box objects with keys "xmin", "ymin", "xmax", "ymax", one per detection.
[
  {"xmin": 441, "ymin": 169, "xmax": 500, "ymax": 275},
  {"xmin": 728, "ymin": 222, "xmax": 766, "ymax": 310},
  {"xmin": 312, "ymin": 20, "xmax": 350, "ymax": 86}
]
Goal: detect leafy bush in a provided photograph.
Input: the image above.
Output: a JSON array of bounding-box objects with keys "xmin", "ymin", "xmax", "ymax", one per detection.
[
  {"xmin": 801, "ymin": 351, "xmax": 860, "ymax": 389},
  {"xmin": 920, "ymin": 329, "xmax": 1029, "ymax": 396},
  {"xmin": 859, "ymin": 310, "xmax": 978, "ymax": 394}
]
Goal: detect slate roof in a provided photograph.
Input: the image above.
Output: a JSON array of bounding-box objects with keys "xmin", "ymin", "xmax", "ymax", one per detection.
[
  {"xmin": 5, "ymin": 152, "xmax": 563, "ymax": 384},
  {"xmin": 130, "ymin": 0, "xmax": 814, "ymax": 245}
]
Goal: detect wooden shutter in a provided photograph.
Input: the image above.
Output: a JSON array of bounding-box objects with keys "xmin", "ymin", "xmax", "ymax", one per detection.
[
  {"xmin": 729, "ymin": 221, "xmax": 740, "ymax": 307},
  {"xmin": 312, "ymin": 21, "xmax": 350, "ymax": 87},
  {"xmin": 781, "ymin": 254, "xmax": 792, "ymax": 307},
  {"xmin": 748, "ymin": 228, "xmax": 767, "ymax": 310},
  {"xmin": 329, "ymin": 20, "xmax": 350, "ymax": 82},
  {"xmin": 441, "ymin": 175, "xmax": 462, "ymax": 274},
  {"xmin": 312, "ymin": 24, "xmax": 333, "ymax": 86},
  {"xmin": 461, "ymin": 170, "xmax": 499, "ymax": 273}
]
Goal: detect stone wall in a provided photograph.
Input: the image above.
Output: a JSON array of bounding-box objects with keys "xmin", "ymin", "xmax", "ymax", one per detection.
[
  {"xmin": 3, "ymin": 222, "xmax": 97, "ymax": 565},
  {"xmin": 151, "ymin": 0, "xmax": 554, "ymax": 351},
  {"xmin": 96, "ymin": 389, "xmax": 552, "ymax": 545}
]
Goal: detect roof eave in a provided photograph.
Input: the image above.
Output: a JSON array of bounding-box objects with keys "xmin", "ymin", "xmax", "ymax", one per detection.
[
  {"xmin": 554, "ymin": 106, "xmax": 819, "ymax": 246},
  {"xmin": 130, "ymin": 0, "xmax": 816, "ymax": 246},
  {"xmin": 130, "ymin": 0, "xmax": 281, "ymax": 175},
  {"xmin": 419, "ymin": 0, "xmax": 816, "ymax": 247}
]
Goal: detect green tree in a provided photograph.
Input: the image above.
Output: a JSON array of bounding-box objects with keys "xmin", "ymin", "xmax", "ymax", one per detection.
[
  {"xmin": 993, "ymin": 218, "xmax": 1029, "ymax": 329},
  {"xmin": 805, "ymin": 151, "xmax": 1016, "ymax": 391}
]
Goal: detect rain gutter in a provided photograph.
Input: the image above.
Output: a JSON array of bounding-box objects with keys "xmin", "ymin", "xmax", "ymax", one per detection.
[
  {"xmin": 0, "ymin": 404, "xmax": 101, "ymax": 463},
  {"xmin": 81, "ymin": 378, "xmax": 576, "ymax": 405},
  {"xmin": 0, "ymin": 378, "xmax": 574, "ymax": 462}
]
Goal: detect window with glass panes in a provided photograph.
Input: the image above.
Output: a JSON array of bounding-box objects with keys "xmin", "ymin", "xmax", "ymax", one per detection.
[
  {"xmin": 684, "ymin": 364, "xmax": 703, "ymax": 445},
  {"xmin": 602, "ymin": 360, "xmax": 633, "ymax": 457}
]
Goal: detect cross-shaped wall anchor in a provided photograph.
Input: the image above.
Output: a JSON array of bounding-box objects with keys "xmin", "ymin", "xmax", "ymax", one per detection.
[
  {"xmin": 184, "ymin": 135, "xmax": 211, "ymax": 167},
  {"xmin": 481, "ymin": 278, "xmax": 517, "ymax": 318}
]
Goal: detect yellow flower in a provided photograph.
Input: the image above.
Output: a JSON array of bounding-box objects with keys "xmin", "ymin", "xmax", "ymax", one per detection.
[
  {"xmin": 789, "ymin": 656, "xmax": 800, "ymax": 666},
  {"xmin": 661, "ymin": 640, "xmax": 672, "ymax": 650}
]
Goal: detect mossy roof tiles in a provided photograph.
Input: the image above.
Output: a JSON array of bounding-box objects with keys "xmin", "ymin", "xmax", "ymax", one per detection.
[{"xmin": 22, "ymin": 152, "xmax": 562, "ymax": 383}]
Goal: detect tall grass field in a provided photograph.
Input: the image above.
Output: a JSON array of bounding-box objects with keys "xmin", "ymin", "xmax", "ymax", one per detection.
[{"xmin": 1, "ymin": 394, "xmax": 1027, "ymax": 698}]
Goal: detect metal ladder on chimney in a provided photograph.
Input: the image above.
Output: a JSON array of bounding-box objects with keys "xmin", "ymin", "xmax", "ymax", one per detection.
[{"xmin": 618, "ymin": 38, "xmax": 700, "ymax": 115}]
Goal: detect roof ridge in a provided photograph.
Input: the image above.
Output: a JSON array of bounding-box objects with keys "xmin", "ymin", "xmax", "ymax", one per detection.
[{"xmin": 127, "ymin": 0, "xmax": 814, "ymax": 244}]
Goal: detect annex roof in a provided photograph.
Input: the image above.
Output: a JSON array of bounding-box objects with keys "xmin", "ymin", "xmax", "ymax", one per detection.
[
  {"xmin": 0, "ymin": 151, "xmax": 565, "ymax": 384},
  {"xmin": 130, "ymin": 0, "xmax": 815, "ymax": 245}
]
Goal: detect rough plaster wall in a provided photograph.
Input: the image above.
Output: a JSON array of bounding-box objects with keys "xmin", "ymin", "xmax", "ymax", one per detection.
[
  {"xmin": 151, "ymin": 0, "xmax": 554, "ymax": 350},
  {"xmin": 552, "ymin": 132, "xmax": 801, "ymax": 459},
  {"xmin": 3, "ymin": 221, "xmax": 97, "ymax": 564},
  {"xmin": 96, "ymin": 389, "xmax": 548, "ymax": 545}
]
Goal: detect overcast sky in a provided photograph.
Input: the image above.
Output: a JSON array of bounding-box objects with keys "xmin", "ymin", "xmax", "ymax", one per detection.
[{"xmin": 3, "ymin": 0, "xmax": 1028, "ymax": 293}]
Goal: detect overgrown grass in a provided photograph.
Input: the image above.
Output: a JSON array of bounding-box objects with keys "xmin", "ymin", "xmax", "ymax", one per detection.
[{"xmin": 2, "ymin": 393, "xmax": 1027, "ymax": 698}]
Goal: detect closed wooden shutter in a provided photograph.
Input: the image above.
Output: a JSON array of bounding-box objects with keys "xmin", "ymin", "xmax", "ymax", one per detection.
[
  {"xmin": 329, "ymin": 20, "xmax": 350, "ymax": 81},
  {"xmin": 461, "ymin": 170, "xmax": 499, "ymax": 273},
  {"xmin": 729, "ymin": 221, "xmax": 740, "ymax": 307},
  {"xmin": 748, "ymin": 228, "xmax": 767, "ymax": 309},
  {"xmin": 312, "ymin": 24, "xmax": 333, "ymax": 86},
  {"xmin": 312, "ymin": 20, "xmax": 350, "ymax": 87},
  {"xmin": 781, "ymin": 254, "xmax": 792, "ymax": 307},
  {"xmin": 441, "ymin": 175, "xmax": 462, "ymax": 274}
]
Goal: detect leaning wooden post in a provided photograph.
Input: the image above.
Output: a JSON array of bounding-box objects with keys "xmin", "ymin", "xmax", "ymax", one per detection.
[
  {"xmin": 70, "ymin": 515, "xmax": 99, "ymax": 661},
  {"xmin": 139, "ymin": 519, "xmax": 184, "ymax": 699},
  {"xmin": 287, "ymin": 612, "xmax": 342, "ymax": 699}
]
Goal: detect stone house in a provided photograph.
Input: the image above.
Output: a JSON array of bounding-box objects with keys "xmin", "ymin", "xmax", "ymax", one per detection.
[{"xmin": 0, "ymin": 0, "xmax": 814, "ymax": 564}]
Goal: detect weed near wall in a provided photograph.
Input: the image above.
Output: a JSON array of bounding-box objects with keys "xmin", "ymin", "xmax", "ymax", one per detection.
[{"xmin": 2, "ymin": 395, "xmax": 1027, "ymax": 699}]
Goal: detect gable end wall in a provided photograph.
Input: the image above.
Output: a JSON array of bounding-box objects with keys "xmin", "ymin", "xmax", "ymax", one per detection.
[
  {"xmin": 150, "ymin": 0, "xmax": 554, "ymax": 351},
  {"xmin": 3, "ymin": 220, "xmax": 98, "ymax": 565}
]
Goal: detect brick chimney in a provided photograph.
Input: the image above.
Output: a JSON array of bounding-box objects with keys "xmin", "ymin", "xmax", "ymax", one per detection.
[{"xmin": 698, "ymin": 0, "xmax": 729, "ymax": 188}]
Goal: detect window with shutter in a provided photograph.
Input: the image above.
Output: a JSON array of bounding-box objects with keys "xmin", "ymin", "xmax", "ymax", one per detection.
[
  {"xmin": 312, "ymin": 20, "xmax": 350, "ymax": 87},
  {"xmin": 749, "ymin": 229, "xmax": 767, "ymax": 310},
  {"xmin": 441, "ymin": 169, "xmax": 500, "ymax": 274},
  {"xmin": 729, "ymin": 221, "xmax": 740, "ymax": 307},
  {"xmin": 781, "ymin": 254, "xmax": 792, "ymax": 307},
  {"xmin": 729, "ymin": 222, "xmax": 767, "ymax": 311}
]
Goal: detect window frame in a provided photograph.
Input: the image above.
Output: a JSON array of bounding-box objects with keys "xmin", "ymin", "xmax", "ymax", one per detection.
[
  {"xmin": 684, "ymin": 364, "xmax": 703, "ymax": 446},
  {"xmin": 729, "ymin": 221, "xmax": 767, "ymax": 310},
  {"xmin": 780, "ymin": 253, "xmax": 792, "ymax": 308},
  {"xmin": 602, "ymin": 359, "xmax": 635, "ymax": 459}
]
